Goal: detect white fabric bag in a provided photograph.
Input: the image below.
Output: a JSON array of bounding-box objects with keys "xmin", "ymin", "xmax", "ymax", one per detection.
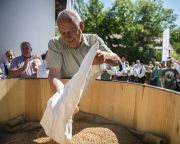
[{"xmin": 40, "ymin": 42, "xmax": 102, "ymax": 143}]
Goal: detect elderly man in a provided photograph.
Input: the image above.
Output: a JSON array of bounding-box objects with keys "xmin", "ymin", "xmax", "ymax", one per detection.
[
  {"xmin": 9, "ymin": 42, "xmax": 41, "ymax": 78},
  {"xmin": 47, "ymin": 9, "xmax": 120, "ymax": 93}
]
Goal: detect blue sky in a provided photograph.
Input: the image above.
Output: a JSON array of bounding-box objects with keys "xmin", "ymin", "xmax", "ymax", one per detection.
[{"xmin": 96, "ymin": 0, "xmax": 180, "ymax": 26}]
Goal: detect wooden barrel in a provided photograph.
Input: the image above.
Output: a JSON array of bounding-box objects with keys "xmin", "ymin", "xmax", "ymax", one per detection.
[{"xmin": 0, "ymin": 79, "xmax": 179, "ymax": 144}]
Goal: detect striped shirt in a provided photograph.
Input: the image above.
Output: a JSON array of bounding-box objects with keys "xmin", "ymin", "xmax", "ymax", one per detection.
[{"xmin": 10, "ymin": 56, "xmax": 41, "ymax": 78}]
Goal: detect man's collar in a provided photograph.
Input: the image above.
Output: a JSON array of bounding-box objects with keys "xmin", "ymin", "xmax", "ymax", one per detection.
[
  {"xmin": 58, "ymin": 34, "xmax": 90, "ymax": 48},
  {"xmin": 82, "ymin": 34, "xmax": 89, "ymax": 46},
  {"xmin": 22, "ymin": 55, "xmax": 32, "ymax": 60}
]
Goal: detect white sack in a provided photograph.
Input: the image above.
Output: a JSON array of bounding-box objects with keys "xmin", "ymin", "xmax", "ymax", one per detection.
[{"xmin": 40, "ymin": 42, "xmax": 102, "ymax": 143}]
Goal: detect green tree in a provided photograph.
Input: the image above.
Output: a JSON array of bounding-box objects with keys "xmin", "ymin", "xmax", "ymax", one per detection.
[
  {"xmin": 55, "ymin": 0, "xmax": 66, "ymax": 19},
  {"xmin": 71, "ymin": 0, "xmax": 178, "ymax": 63},
  {"xmin": 83, "ymin": 0, "xmax": 106, "ymax": 36},
  {"xmin": 104, "ymin": 0, "xmax": 136, "ymax": 62},
  {"xmin": 134, "ymin": 0, "xmax": 177, "ymax": 63},
  {"xmin": 74, "ymin": 0, "xmax": 88, "ymax": 20},
  {"xmin": 106, "ymin": 0, "xmax": 177, "ymax": 63},
  {"xmin": 170, "ymin": 27, "xmax": 180, "ymax": 58}
]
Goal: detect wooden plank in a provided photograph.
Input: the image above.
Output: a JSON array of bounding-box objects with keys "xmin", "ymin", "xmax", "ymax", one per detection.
[
  {"xmin": 25, "ymin": 79, "xmax": 52, "ymax": 121},
  {"xmin": 134, "ymin": 87, "xmax": 176, "ymax": 143},
  {"xmin": 0, "ymin": 79, "xmax": 25, "ymax": 122},
  {"xmin": 170, "ymin": 93, "xmax": 180, "ymax": 144},
  {"xmin": 80, "ymin": 81, "xmax": 180, "ymax": 143},
  {"xmin": 80, "ymin": 81, "xmax": 143, "ymax": 127}
]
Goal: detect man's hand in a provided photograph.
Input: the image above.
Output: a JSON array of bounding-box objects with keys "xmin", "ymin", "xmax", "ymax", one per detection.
[
  {"xmin": 92, "ymin": 50, "xmax": 105, "ymax": 65},
  {"xmin": 104, "ymin": 52, "xmax": 121, "ymax": 66},
  {"xmin": 31, "ymin": 61, "xmax": 39, "ymax": 72},
  {"xmin": 93, "ymin": 50, "xmax": 121, "ymax": 66},
  {"xmin": 22, "ymin": 59, "xmax": 29, "ymax": 70}
]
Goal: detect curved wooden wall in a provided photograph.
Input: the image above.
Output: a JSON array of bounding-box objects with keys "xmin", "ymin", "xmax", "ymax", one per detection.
[{"xmin": 0, "ymin": 79, "xmax": 179, "ymax": 144}]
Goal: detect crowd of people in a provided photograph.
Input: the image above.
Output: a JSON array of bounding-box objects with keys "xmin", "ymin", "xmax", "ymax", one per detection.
[
  {"xmin": 0, "ymin": 9, "xmax": 179, "ymax": 94},
  {"xmin": 99, "ymin": 55, "xmax": 180, "ymax": 92},
  {"xmin": 1, "ymin": 42, "xmax": 179, "ymax": 93}
]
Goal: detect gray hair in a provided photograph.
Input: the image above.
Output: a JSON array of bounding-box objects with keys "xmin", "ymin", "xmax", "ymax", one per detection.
[
  {"xmin": 20, "ymin": 41, "xmax": 31, "ymax": 48},
  {"xmin": 57, "ymin": 10, "xmax": 82, "ymax": 27}
]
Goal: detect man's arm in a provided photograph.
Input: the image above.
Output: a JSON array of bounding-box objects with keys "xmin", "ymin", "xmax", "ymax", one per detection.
[
  {"xmin": 9, "ymin": 59, "xmax": 28, "ymax": 78},
  {"xmin": 48, "ymin": 68, "xmax": 62, "ymax": 93},
  {"xmin": 93, "ymin": 50, "xmax": 120, "ymax": 66},
  {"xmin": 9, "ymin": 67, "xmax": 25, "ymax": 78},
  {"xmin": 172, "ymin": 58, "xmax": 180, "ymax": 65},
  {"xmin": 103, "ymin": 52, "xmax": 121, "ymax": 66}
]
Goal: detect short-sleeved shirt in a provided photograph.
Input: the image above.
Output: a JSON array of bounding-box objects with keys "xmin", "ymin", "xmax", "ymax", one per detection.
[
  {"xmin": 47, "ymin": 34, "xmax": 113, "ymax": 78},
  {"xmin": 10, "ymin": 55, "xmax": 41, "ymax": 78}
]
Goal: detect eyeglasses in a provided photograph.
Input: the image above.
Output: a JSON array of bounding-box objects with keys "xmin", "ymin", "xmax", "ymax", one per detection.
[{"xmin": 60, "ymin": 29, "xmax": 80, "ymax": 37}]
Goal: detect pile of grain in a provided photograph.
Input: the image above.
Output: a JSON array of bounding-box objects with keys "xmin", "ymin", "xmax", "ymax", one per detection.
[
  {"xmin": 71, "ymin": 121, "xmax": 142, "ymax": 144},
  {"xmin": 0, "ymin": 112, "xmax": 143, "ymax": 144},
  {"xmin": 34, "ymin": 112, "xmax": 142, "ymax": 144}
]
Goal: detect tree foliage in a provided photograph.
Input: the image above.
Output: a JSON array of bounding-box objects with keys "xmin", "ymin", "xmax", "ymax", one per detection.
[
  {"xmin": 83, "ymin": 0, "xmax": 106, "ymax": 36},
  {"xmin": 170, "ymin": 27, "xmax": 180, "ymax": 58},
  {"xmin": 74, "ymin": 0, "xmax": 88, "ymax": 20},
  {"xmin": 72, "ymin": 0, "xmax": 179, "ymax": 63},
  {"xmin": 55, "ymin": 0, "xmax": 66, "ymax": 19}
]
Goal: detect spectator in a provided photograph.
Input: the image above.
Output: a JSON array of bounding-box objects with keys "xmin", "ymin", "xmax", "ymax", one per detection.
[
  {"xmin": 175, "ymin": 73, "xmax": 180, "ymax": 92},
  {"xmin": 129, "ymin": 61, "xmax": 136, "ymax": 82},
  {"xmin": 138, "ymin": 61, "xmax": 146, "ymax": 84},
  {"xmin": 9, "ymin": 42, "xmax": 41, "ymax": 78},
  {"xmin": 161, "ymin": 59, "xmax": 179, "ymax": 90},
  {"xmin": 0, "ymin": 49, "xmax": 15, "ymax": 79},
  {"xmin": 133, "ymin": 60, "xmax": 146, "ymax": 84},
  {"xmin": 37, "ymin": 51, "xmax": 49, "ymax": 78},
  {"xmin": 160, "ymin": 61, "xmax": 166, "ymax": 68},
  {"xmin": 148, "ymin": 61, "xmax": 154, "ymax": 69},
  {"xmin": 125, "ymin": 62, "xmax": 134, "ymax": 82},
  {"xmin": 144, "ymin": 65, "xmax": 152, "ymax": 84},
  {"xmin": 116, "ymin": 55, "xmax": 128, "ymax": 81},
  {"xmin": 100, "ymin": 63, "xmax": 117, "ymax": 81},
  {"xmin": 150, "ymin": 62, "xmax": 161, "ymax": 87},
  {"xmin": 0, "ymin": 68, "xmax": 3, "ymax": 79},
  {"xmin": 172, "ymin": 58, "xmax": 180, "ymax": 73}
]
